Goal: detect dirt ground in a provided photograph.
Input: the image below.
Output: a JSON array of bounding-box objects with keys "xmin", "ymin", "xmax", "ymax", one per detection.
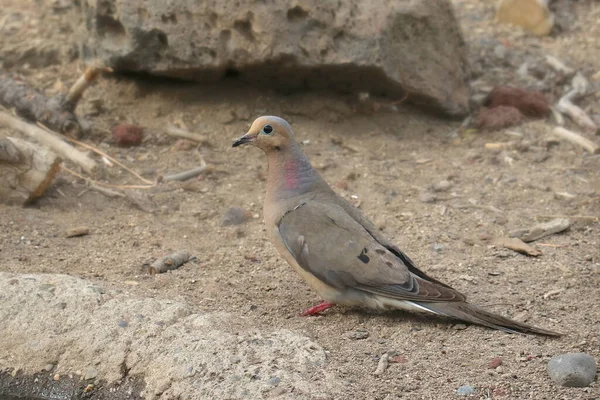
[{"xmin": 1, "ymin": 0, "xmax": 599, "ymax": 399}]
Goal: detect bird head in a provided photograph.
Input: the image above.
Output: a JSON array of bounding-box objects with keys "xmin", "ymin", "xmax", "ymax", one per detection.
[{"xmin": 232, "ymin": 116, "xmax": 295, "ymax": 153}]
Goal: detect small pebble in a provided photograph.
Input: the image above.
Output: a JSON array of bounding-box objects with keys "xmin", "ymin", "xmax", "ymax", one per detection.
[
  {"xmin": 547, "ymin": 352, "xmax": 597, "ymax": 387},
  {"xmin": 118, "ymin": 319, "xmax": 128, "ymax": 328},
  {"xmin": 84, "ymin": 366, "xmax": 98, "ymax": 380},
  {"xmin": 419, "ymin": 192, "xmax": 437, "ymax": 203},
  {"xmin": 453, "ymin": 324, "xmax": 468, "ymax": 330},
  {"xmin": 83, "ymin": 384, "xmax": 94, "ymax": 393},
  {"xmin": 456, "ymin": 385, "xmax": 476, "ymax": 396},
  {"xmin": 43, "ymin": 363, "xmax": 54, "ymax": 372},
  {"xmin": 344, "ymin": 330, "xmax": 369, "ymax": 340},
  {"xmin": 432, "ymin": 243, "xmax": 444, "ymax": 253},
  {"xmin": 488, "ymin": 357, "xmax": 503, "ymax": 369},
  {"xmin": 432, "ymin": 180, "xmax": 451, "ymax": 192},
  {"xmin": 266, "ymin": 377, "xmax": 281, "ymax": 387},
  {"xmin": 53, "ymin": 374, "xmax": 60, "ymax": 381},
  {"xmin": 221, "ymin": 206, "xmax": 248, "ymax": 227}
]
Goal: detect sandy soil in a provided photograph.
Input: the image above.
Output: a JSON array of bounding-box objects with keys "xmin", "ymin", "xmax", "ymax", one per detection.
[{"xmin": 0, "ymin": 0, "xmax": 598, "ymax": 399}]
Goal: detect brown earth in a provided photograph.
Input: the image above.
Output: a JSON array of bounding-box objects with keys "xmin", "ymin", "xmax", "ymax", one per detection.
[{"xmin": 0, "ymin": 0, "xmax": 599, "ymax": 399}]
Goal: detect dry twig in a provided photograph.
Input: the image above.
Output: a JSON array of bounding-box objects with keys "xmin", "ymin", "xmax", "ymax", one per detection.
[
  {"xmin": 0, "ymin": 112, "xmax": 97, "ymax": 174},
  {"xmin": 147, "ymin": 251, "xmax": 192, "ymax": 275},
  {"xmin": 165, "ymin": 124, "xmax": 208, "ymax": 143},
  {"xmin": 552, "ymin": 127, "xmax": 600, "ymax": 154}
]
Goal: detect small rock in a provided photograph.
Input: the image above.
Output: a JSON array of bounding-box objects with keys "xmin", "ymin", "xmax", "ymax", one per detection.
[
  {"xmin": 456, "ymin": 385, "xmax": 476, "ymax": 396},
  {"xmin": 43, "ymin": 363, "xmax": 54, "ymax": 372},
  {"xmin": 172, "ymin": 139, "xmax": 197, "ymax": 151},
  {"xmin": 453, "ymin": 324, "xmax": 468, "ymax": 331},
  {"xmin": 547, "ymin": 352, "xmax": 597, "ymax": 387},
  {"xmin": 419, "ymin": 192, "xmax": 437, "ymax": 203},
  {"xmin": 112, "ymin": 124, "xmax": 144, "ymax": 147},
  {"xmin": 432, "ymin": 180, "xmax": 451, "ymax": 192},
  {"xmin": 84, "ymin": 366, "xmax": 98, "ymax": 380},
  {"xmin": 118, "ymin": 319, "xmax": 129, "ymax": 328},
  {"xmin": 266, "ymin": 377, "xmax": 281, "ymax": 387},
  {"xmin": 496, "ymin": 0, "xmax": 554, "ymax": 36},
  {"xmin": 270, "ymin": 386, "xmax": 287, "ymax": 396},
  {"xmin": 344, "ymin": 330, "xmax": 369, "ymax": 340},
  {"xmin": 83, "ymin": 384, "xmax": 94, "ymax": 393},
  {"xmin": 53, "ymin": 374, "xmax": 60, "ymax": 381},
  {"xmin": 488, "ymin": 357, "xmax": 503, "ymax": 369},
  {"xmin": 221, "ymin": 206, "xmax": 249, "ymax": 227},
  {"xmin": 432, "ymin": 243, "xmax": 444, "ymax": 253}
]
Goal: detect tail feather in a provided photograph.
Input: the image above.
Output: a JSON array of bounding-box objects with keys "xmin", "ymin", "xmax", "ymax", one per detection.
[{"xmin": 414, "ymin": 302, "xmax": 562, "ymax": 337}]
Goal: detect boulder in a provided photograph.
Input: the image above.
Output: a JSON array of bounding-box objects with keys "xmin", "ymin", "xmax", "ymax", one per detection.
[
  {"xmin": 0, "ymin": 273, "xmax": 341, "ymax": 399},
  {"xmin": 75, "ymin": 0, "xmax": 470, "ymax": 117}
]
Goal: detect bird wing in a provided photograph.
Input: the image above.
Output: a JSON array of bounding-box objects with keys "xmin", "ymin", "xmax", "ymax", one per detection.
[{"xmin": 277, "ymin": 200, "xmax": 465, "ymax": 303}]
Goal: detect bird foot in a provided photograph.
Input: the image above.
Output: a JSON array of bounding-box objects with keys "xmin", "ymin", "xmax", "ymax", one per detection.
[{"xmin": 300, "ymin": 301, "xmax": 336, "ymax": 316}]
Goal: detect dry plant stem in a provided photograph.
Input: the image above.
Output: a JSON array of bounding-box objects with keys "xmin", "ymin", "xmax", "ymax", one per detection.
[
  {"xmin": 65, "ymin": 226, "xmax": 89, "ymax": 238},
  {"xmin": 62, "ymin": 135, "xmax": 153, "ymax": 184},
  {"xmin": 536, "ymin": 214, "xmax": 599, "ymax": 221},
  {"xmin": 65, "ymin": 66, "xmax": 111, "ymax": 107},
  {"xmin": 552, "ymin": 127, "xmax": 600, "ymax": 154},
  {"xmin": 90, "ymin": 184, "xmax": 125, "ymax": 198},
  {"xmin": 148, "ymin": 251, "xmax": 191, "ymax": 274},
  {"xmin": 61, "ymin": 166, "xmax": 153, "ymax": 189},
  {"xmin": 556, "ymin": 93, "xmax": 598, "ymax": 133},
  {"xmin": 165, "ymin": 124, "xmax": 208, "ymax": 143},
  {"xmin": 0, "ymin": 137, "xmax": 61, "ymax": 204},
  {"xmin": 0, "ymin": 112, "xmax": 97, "ymax": 174},
  {"xmin": 163, "ymin": 165, "xmax": 209, "ymax": 182}
]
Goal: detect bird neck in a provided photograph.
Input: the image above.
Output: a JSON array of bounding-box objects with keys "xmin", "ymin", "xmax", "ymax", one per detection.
[{"xmin": 266, "ymin": 144, "xmax": 320, "ymax": 201}]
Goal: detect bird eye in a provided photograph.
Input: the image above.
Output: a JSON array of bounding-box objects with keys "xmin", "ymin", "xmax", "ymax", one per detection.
[{"xmin": 261, "ymin": 124, "xmax": 274, "ymax": 135}]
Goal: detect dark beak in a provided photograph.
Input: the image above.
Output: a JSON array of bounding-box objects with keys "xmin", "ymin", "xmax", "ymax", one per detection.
[{"xmin": 232, "ymin": 133, "xmax": 256, "ymax": 148}]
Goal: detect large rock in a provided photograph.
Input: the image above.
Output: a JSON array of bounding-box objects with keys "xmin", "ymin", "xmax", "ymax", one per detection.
[
  {"xmin": 0, "ymin": 273, "xmax": 341, "ymax": 399},
  {"xmin": 75, "ymin": 0, "xmax": 470, "ymax": 117}
]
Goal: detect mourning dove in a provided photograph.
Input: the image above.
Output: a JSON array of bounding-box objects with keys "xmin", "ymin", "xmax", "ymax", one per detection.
[{"xmin": 233, "ymin": 116, "xmax": 560, "ymax": 336}]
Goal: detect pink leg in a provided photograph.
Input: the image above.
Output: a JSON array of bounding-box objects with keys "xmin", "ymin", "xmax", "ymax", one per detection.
[{"xmin": 300, "ymin": 301, "xmax": 336, "ymax": 316}]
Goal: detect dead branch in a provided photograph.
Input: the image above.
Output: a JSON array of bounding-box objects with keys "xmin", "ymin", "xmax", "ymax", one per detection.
[
  {"xmin": 0, "ymin": 137, "xmax": 61, "ymax": 204},
  {"xmin": 65, "ymin": 66, "xmax": 111, "ymax": 107},
  {"xmin": 552, "ymin": 127, "xmax": 600, "ymax": 154},
  {"xmin": 509, "ymin": 218, "xmax": 571, "ymax": 242},
  {"xmin": 493, "ymin": 237, "xmax": 541, "ymax": 257},
  {"xmin": 556, "ymin": 92, "xmax": 598, "ymax": 134},
  {"xmin": 0, "ymin": 112, "xmax": 98, "ymax": 174},
  {"xmin": 65, "ymin": 226, "xmax": 90, "ymax": 238},
  {"xmin": 163, "ymin": 165, "xmax": 210, "ymax": 182},
  {"xmin": 146, "ymin": 250, "xmax": 192, "ymax": 275},
  {"xmin": 0, "ymin": 73, "xmax": 80, "ymax": 137},
  {"xmin": 165, "ymin": 124, "xmax": 209, "ymax": 143}
]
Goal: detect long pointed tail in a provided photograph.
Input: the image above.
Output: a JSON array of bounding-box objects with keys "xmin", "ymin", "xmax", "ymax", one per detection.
[{"xmin": 415, "ymin": 301, "xmax": 562, "ymax": 337}]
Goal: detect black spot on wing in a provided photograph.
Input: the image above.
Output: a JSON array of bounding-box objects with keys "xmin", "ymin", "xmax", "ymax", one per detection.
[{"xmin": 357, "ymin": 248, "xmax": 370, "ymax": 264}]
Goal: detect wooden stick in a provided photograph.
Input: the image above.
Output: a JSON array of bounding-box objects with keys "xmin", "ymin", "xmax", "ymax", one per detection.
[
  {"xmin": 163, "ymin": 163, "xmax": 210, "ymax": 182},
  {"xmin": 65, "ymin": 65, "xmax": 111, "ymax": 108},
  {"xmin": 556, "ymin": 93, "xmax": 598, "ymax": 133},
  {"xmin": 552, "ymin": 127, "xmax": 600, "ymax": 154},
  {"xmin": 147, "ymin": 250, "xmax": 191, "ymax": 275},
  {"xmin": 536, "ymin": 214, "xmax": 599, "ymax": 221},
  {"xmin": 0, "ymin": 137, "xmax": 61, "ymax": 204},
  {"xmin": 165, "ymin": 124, "xmax": 208, "ymax": 143},
  {"xmin": 0, "ymin": 112, "xmax": 97, "ymax": 174},
  {"xmin": 0, "ymin": 74, "xmax": 81, "ymax": 137}
]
